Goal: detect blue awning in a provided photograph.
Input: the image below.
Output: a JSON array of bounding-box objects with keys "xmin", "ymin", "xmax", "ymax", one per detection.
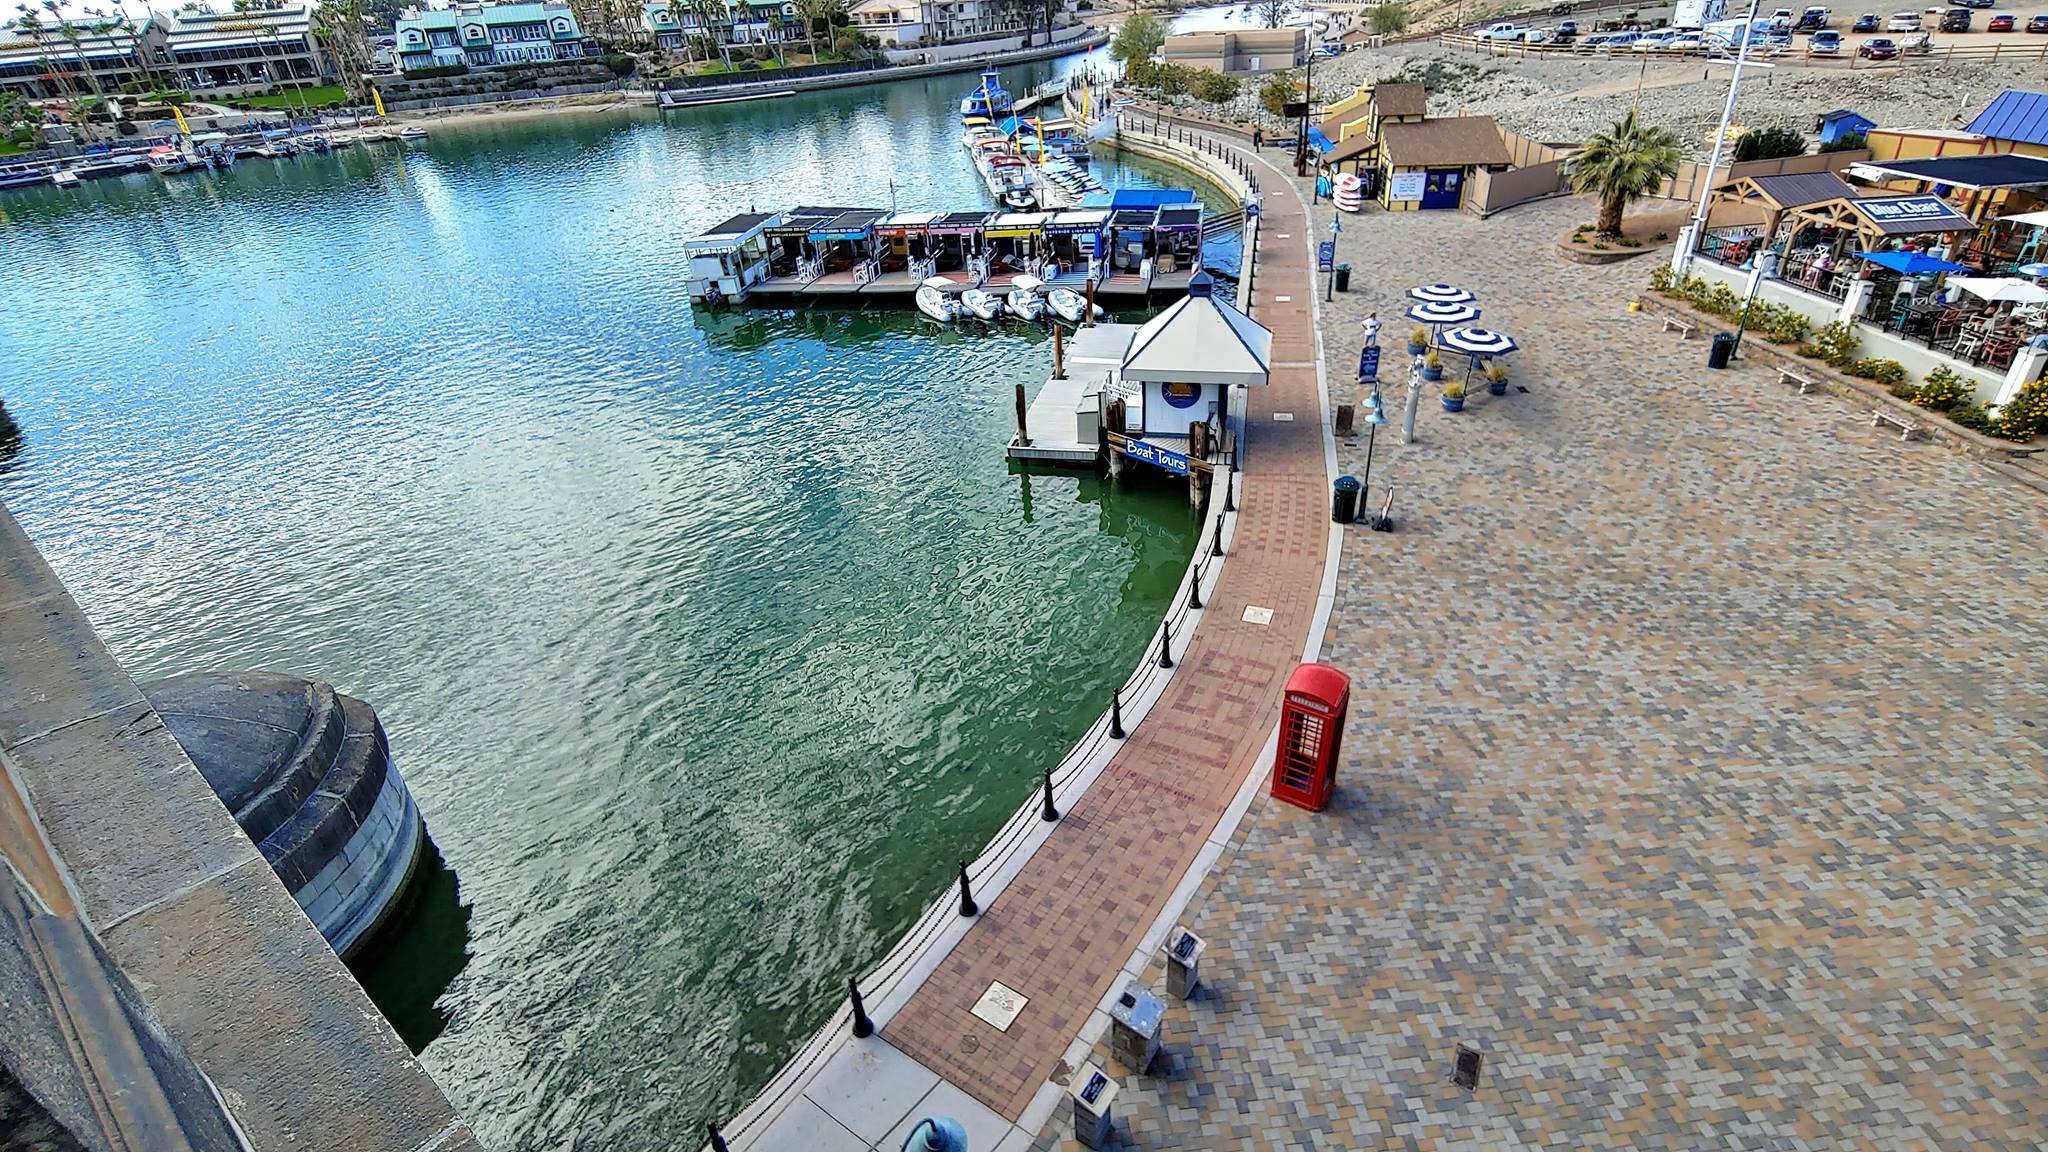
[
  {"xmin": 1856, "ymin": 250, "xmax": 1968, "ymax": 275},
  {"xmin": 1308, "ymin": 127, "xmax": 1335, "ymax": 154}
]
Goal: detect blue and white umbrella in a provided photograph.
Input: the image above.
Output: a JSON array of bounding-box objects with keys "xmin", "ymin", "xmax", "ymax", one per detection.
[
  {"xmin": 1408, "ymin": 283, "xmax": 1476, "ymax": 304},
  {"xmin": 2018, "ymin": 262, "xmax": 2048, "ymax": 278},
  {"xmin": 1439, "ymin": 327, "xmax": 1518, "ymax": 357},
  {"xmin": 1406, "ymin": 301, "xmax": 1480, "ymax": 328}
]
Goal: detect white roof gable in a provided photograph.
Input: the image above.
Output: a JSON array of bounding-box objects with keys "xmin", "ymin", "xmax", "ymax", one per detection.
[{"xmin": 1120, "ymin": 273, "xmax": 1271, "ymax": 387}]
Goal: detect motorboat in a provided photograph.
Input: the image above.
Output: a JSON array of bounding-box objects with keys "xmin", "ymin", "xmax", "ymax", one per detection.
[
  {"xmin": 1002, "ymin": 187, "xmax": 1037, "ymax": 210},
  {"xmin": 1045, "ymin": 286, "xmax": 1103, "ymax": 324},
  {"xmin": 916, "ymin": 276, "xmax": 962, "ymax": 322},
  {"xmin": 1006, "ymin": 274, "xmax": 1047, "ymax": 321},
  {"xmin": 397, "ymin": 126, "xmax": 428, "ymax": 141},
  {"xmin": 959, "ymin": 288, "xmax": 1002, "ymax": 320},
  {"xmin": 50, "ymin": 169, "xmax": 80, "ymax": 188},
  {"xmin": 147, "ymin": 148, "xmax": 197, "ymax": 174}
]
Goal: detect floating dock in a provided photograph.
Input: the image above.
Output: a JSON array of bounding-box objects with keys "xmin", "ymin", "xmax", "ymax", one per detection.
[{"xmin": 683, "ymin": 191, "xmax": 1228, "ymax": 306}]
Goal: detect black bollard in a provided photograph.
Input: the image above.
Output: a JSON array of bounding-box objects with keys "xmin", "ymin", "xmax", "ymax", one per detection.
[
  {"xmin": 849, "ymin": 977, "xmax": 874, "ymax": 1039},
  {"xmin": 1188, "ymin": 564, "xmax": 1204, "ymax": 610},
  {"xmin": 708, "ymin": 1123, "xmax": 731, "ymax": 1152},
  {"xmin": 1211, "ymin": 512, "xmax": 1226, "ymax": 557},
  {"xmin": 957, "ymin": 861, "xmax": 978, "ymax": 917},
  {"xmin": 1110, "ymin": 687, "xmax": 1127, "ymax": 740},
  {"xmin": 1158, "ymin": 620, "xmax": 1175, "ymax": 669},
  {"xmin": 1041, "ymin": 768, "xmax": 1059, "ymax": 822},
  {"xmin": 1223, "ymin": 468, "xmax": 1236, "ymax": 512}
]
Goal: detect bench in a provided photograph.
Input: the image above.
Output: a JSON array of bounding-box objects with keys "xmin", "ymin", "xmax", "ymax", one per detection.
[
  {"xmin": 1661, "ymin": 316, "xmax": 1696, "ymax": 340},
  {"xmin": 1777, "ymin": 366, "xmax": 1816, "ymax": 394},
  {"xmin": 1871, "ymin": 408, "xmax": 1921, "ymax": 441}
]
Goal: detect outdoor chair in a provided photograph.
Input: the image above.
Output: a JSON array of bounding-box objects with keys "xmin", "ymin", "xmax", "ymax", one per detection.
[
  {"xmin": 1951, "ymin": 327, "xmax": 1986, "ymax": 362},
  {"xmin": 1985, "ymin": 332, "xmax": 2021, "ymax": 368}
]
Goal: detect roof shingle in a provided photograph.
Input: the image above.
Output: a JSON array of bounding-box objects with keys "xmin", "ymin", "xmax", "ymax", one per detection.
[{"xmin": 1377, "ymin": 117, "xmax": 1510, "ymax": 168}]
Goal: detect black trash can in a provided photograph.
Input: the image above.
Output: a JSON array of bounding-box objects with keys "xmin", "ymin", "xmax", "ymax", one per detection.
[
  {"xmin": 1331, "ymin": 475, "xmax": 1362, "ymax": 524},
  {"xmin": 1334, "ymin": 263, "xmax": 1352, "ymax": 292},
  {"xmin": 1708, "ymin": 331, "xmax": 1735, "ymax": 370}
]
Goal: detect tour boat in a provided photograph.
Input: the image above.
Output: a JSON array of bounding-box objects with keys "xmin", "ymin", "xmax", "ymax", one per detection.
[
  {"xmin": 916, "ymin": 276, "xmax": 962, "ymax": 322},
  {"xmin": 1045, "ymin": 286, "xmax": 1102, "ymax": 324},
  {"xmin": 1006, "ymin": 274, "xmax": 1047, "ymax": 321},
  {"xmin": 959, "ymin": 288, "xmax": 1002, "ymax": 320},
  {"xmin": 958, "ymin": 66, "xmax": 1011, "ymax": 123}
]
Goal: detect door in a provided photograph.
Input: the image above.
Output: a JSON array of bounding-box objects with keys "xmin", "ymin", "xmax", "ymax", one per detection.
[{"xmin": 1421, "ymin": 168, "xmax": 1463, "ymax": 210}]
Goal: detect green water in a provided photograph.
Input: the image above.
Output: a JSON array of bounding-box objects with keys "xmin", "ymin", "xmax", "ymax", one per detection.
[{"xmin": 0, "ymin": 58, "xmax": 1234, "ymax": 1149}]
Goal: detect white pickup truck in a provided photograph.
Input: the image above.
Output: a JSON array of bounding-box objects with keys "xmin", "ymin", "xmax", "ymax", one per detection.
[{"xmin": 1475, "ymin": 21, "xmax": 1531, "ymax": 39}]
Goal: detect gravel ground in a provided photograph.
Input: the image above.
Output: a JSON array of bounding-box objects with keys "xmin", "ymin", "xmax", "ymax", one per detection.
[{"xmin": 1165, "ymin": 39, "xmax": 2041, "ymax": 153}]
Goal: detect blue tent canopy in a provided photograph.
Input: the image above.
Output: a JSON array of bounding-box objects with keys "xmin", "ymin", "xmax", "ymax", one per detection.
[
  {"xmin": 1308, "ymin": 127, "xmax": 1335, "ymax": 154},
  {"xmin": 1856, "ymin": 250, "xmax": 1968, "ymax": 275},
  {"xmin": 996, "ymin": 115, "xmax": 1035, "ymax": 137}
]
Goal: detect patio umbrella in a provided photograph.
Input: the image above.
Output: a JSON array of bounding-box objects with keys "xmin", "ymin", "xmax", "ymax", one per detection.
[
  {"xmin": 1947, "ymin": 276, "xmax": 2048, "ymax": 305},
  {"xmin": 1405, "ymin": 301, "xmax": 1480, "ymax": 328},
  {"xmin": 2016, "ymin": 263, "xmax": 2048, "ymax": 278},
  {"xmin": 1439, "ymin": 327, "xmax": 1518, "ymax": 357},
  {"xmin": 1856, "ymin": 250, "xmax": 1967, "ymax": 276},
  {"xmin": 1407, "ymin": 283, "xmax": 1476, "ymax": 304}
]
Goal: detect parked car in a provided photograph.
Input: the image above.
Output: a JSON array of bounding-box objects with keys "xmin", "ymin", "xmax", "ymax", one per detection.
[
  {"xmin": 1807, "ymin": 27, "xmax": 1845, "ymax": 49},
  {"xmin": 1770, "ymin": 5, "xmax": 1795, "ymax": 24},
  {"xmin": 1633, "ymin": 30, "xmax": 1677, "ymax": 47},
  {"xmin": 1476, "ymin": 21, "xmax": 1530, "ymax": 39},
  {"xmin": 1957, "ymin": 0, "xmax": 1994, "ymax": 9},
  {"xmin": 1852, "ymin": 11, "xmax": 1880, "ymax": 28},
  {"xmin": 2029, "ymin": 13, "xmax": 2048, "ymax": 31},
  {"xmin": 1517, "ymin": 27, "xmax": 1552, "ymax": 41},
  {"xmin": 1667, "ymin": 31, "xmax": 1705, "ymax": 49},
  {"xmin": 1556, "ymin": 19, "xmax": 1580, "ymax": 36},
  {"xmin": 1796, "ymin": 5, "xmax": 1831, "ymax": 28},
  {"xmin": 1885, "ymin": 11, "xmax": 1922, "ymax": 28},
  {"xmin": 1858, "ymin": 34, "xmax": 1900, "ymax": 55},
  {"xmin": 1939, "ymin": 7, "xmax": 1973, "ymax": 29},
  {"xmin": 1989, "ymin": 11, "xmax": 2017, "ymax": 27},
  {"xmin": 1897, "ymin": 30, "xmax": 1934, "ymax": 49},
  {"xmin": 1549, "ymin": 1, "xmax": 1576, "ymax": 12}
]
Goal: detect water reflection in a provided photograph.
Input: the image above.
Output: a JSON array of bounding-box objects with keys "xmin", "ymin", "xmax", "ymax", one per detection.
[{"xmin": 351, "ymin": 836, "xmax": 473, "ymax": 1054}]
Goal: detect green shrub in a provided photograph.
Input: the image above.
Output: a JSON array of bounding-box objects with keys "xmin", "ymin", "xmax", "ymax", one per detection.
[
  {"xmin": 1765, "ymin": 309, "xmax": 1812, "ymax": 346},
  {"xmin": 1648, "ymin": 264, "xmax": 1673, "ymax": 292},
  {"xmin": 1912, "ymin": 366, "xmax": 1973, "ymax": 412},
  {"xmin": 402, "ymin": 63, "xmax": 469, "ymax": 79},
  {"xmin": 1704, "ymin": 283, "xmax": 1741, "ymax": 317},
  {"xmin": 1887, "ymin": 382, "xmax": 1917, "ymax": 400},
  {"xmin": 1945, "ymin": 401, "xmax": 1992, "ymax": 433},
  {"xmin": 1733, "ymin": 125, "xmax": 1806, "ymax": 162},
  {"xmin": 1992, "ymin": 377, "xmax": 2048, "ymax": 441},
  {"xmin": 1847, "ymin": 358, "xmax": 1907, "ymax": 385},
  {"xmin": 1819, "ymin": 131, "xmax": 1866, "ymax": 153},
  {"xmin": 605, "ymin": 53, "xmax": 636, "ymax": 77},
  {"xmin": 1799, "ymin": 321, "xmax": 1857, "ymax": 368}
]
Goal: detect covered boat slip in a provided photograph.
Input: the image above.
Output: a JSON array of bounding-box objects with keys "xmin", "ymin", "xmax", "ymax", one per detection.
[{"xmin": 683, "ymin": 196, "xmax": 1219, "ymax": 304}]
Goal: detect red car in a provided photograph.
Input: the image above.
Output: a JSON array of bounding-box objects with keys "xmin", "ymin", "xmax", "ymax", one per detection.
[
  {"xmin": 1858, "ymin": 35, "xmax": 1900, "ymax": 56},
  {"xmin": 1989, "ymin": 12, "xmax": 2016, "ymax": 27}
]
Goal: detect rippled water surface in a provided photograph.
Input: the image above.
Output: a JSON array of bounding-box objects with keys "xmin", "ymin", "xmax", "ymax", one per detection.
[{"xmin": 0, "ymin": 57, "xmax": 1236, "ymax": 1149}]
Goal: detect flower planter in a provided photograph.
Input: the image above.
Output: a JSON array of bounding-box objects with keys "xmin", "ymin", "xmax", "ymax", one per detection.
[
  {"xmin": 1422, "ymin": 366, "xmax": 1443, "ymax": 382},
  {"xmin": 1441, "ymin": 395, "xmax": 1464, "ymax": 412},
  {"xmin": 1406, "ymin": 341, "xmax": 1426, "ymax": 356},
  {"xmin": 1488, "ymin": 379, "xmax": 1508, "ymax": 396}
]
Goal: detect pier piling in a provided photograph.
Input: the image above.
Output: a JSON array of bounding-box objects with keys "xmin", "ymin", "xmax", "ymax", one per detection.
[
  {"xmin": 849, "ymin": 977, "xmax": 875, "ymax": 1038},
  {"xmin": 1041, "ymin": 768, "xmax": 1059, "ymax": 822},
  {"xmin": 1014, "ymin": 383, "xmax": 1031, "ymax": 447},
  {"xmin": 957, "ymin": 861, "xmax": 979, "ymax": 917}
]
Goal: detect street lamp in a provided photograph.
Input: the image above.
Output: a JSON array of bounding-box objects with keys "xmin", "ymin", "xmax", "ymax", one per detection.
[
  {"xmin": 1672, "ymin": 0, "xmax": 1765, "ymax": 279},
  {"xmin": 1324, "ymin": 211, "xmax": 1340, "ymax": 302},
  {"xmin": 1359, "ymin": 382, "xmax": 1389, "ymax": 530},
  {"xmin": 1729, "ymin": 248, "xmax": 1779, "ymax": 356}
]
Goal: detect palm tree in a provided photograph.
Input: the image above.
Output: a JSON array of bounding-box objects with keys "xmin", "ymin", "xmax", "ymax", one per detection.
[
  {"xmin": 690, "ymin": 0, "xmax": 730, "ymax": 69},
  {"xmin": 793, "ymin": 0, "xmax": 828, "ymax": 59},
  {"xmin": 1567, "ymin": 109, "xmax": 1684, "ymax": 239}
]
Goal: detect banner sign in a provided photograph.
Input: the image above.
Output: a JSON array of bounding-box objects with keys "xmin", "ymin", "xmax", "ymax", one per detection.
[
  {"xmin": 1855, "ymin": 196, "xmax": 1966, "ymax": 225},
  {"xmin": 1317, "ymin": 240, "xmax": 1335, "ymax": 271},
  {"xmin": 1389, "ymin": 172, "xmax": 1426, "ymax": 202},
  {"xmin": 1357, "ymin": 345, "xmax": 1380, "ymax": 382},
  {"xmin": 1124, "ymin": 438, "xmax": 1190, "ymax": 476}
]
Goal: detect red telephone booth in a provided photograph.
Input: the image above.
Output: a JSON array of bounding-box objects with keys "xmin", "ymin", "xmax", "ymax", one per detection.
[{"xmin": 1271, "ymin": 662, "xmax": 1351, "ymax": 812}]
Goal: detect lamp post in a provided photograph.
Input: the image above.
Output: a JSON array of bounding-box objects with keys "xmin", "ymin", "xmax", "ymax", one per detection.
[
  {"xmin": 1325, "ymin": 211, "xmax": 1340, "ymax": 302},
  {"xmin": 1359, "ymin": 381, "xmax": 1388, "ymax": 527},
  {"xmin": 1298, "ymin": 36, "xmax": 1316, "ymax": 196},
  {"xmin": 1729, "ymin": 248, "xmax": 1779, "ymax": 356},
  {"xmin": 1672, "ymin": 0, "xmax": 1764, "ymax": 279}
]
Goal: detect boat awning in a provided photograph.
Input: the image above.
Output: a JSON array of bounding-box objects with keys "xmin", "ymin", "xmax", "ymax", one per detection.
[
  {"xmin": 768, "ymin": 214, "xmax": 834, "ymax": 236},
  {"xmin": 687, "ymin": 211, "xmax": 779, "ymax": 252},
  {"xmin": 876, "ymin": 212, "xmax": 937, "ymax": 236},
  {"xmin": 1043, "ymin": 210, "xmax": 1109, "ymax": 236},
  {"xmin": 2001, "ymin": 208, "xmax": 2048, "ymax": 228},
  {"xmin": 987, "ymin": 211, "xmax": 1049, "ymax": 237},
  {"xmin": 1154, "ymin": 205, "xmax": 1204, "ymax": 233},
  {"xmin": 1109, "ymin": 208, "xmax": 1159, "ymax": 230},
  {"xmin": 1121, "ymin": 273, "xmax": 1271, "ymax": 387},
  {"xmin": 1846, "ymin": 195, "xmax": 1975, "ymax": 234},
  {"xmin": 1849, "ymin": 153, "xmax": 2048, "ymax": 191},
  {"xmin": 928, "ymin": 210, "xmax": 991, "ymax": 235}
]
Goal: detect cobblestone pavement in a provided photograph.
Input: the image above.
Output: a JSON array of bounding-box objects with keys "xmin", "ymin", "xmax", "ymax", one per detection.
[{"xmin": 1029, "ymin": 187, "xmax": 2048, "ymax": 1150}]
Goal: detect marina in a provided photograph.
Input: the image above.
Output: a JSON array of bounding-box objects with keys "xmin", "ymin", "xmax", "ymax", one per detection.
[{"xmin": 0, "ymin": 124, "xmax": 423, "ymax": 190}]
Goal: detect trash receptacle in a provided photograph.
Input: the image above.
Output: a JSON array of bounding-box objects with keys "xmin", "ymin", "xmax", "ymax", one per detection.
[
  {"xmin": 1708, "ymin": 331, "xmax": 1735, "ymax": 370},
  {"xmin": 1332, "ymin": 475, "xmax": 1362, "ymax": 524},
  {"xmin": 1335, "ymin": 262, "xmax": 1352, "ymax": 292}
]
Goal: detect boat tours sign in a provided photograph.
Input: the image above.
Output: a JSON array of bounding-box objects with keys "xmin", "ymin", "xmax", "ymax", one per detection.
[
  {"xmin": 1317, "ymin": 240, "xmax": 1335, "ymax": 272},
  {"xmin": 1124, "ymin": 438, "xmax": 1191, "ymax": 476},
  {"xmin": 1389, "ymin": 172, "xmax": 1426, "ymax": 202},
  {"xmin": 1160, "ymin": 380, "xmax": 1203, "ymax": 409},
  {"xmin": 1357, "ymin": 345, "xmax": 1380, "ymax": 382}
]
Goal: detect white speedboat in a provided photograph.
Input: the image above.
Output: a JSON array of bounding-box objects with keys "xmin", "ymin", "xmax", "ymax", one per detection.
[
  {"xmin": 959, "ymin": 288, "xmax": 1002, "ymax": 320},
  {"xmin": 916, "ymin": 276, "xmax": 962, "ymax": 322},
  {"xmin": 397, "ymin": 126, "xmax": 428, "ymax": 141},
  {"xmin": 50, "ymin": 169, "xmax": 80, "ymax": 188},
  {"xmin": 1006, "ymin": 274, "xmax": 1047, "ymax": 321},
  {"xmin": 1045, "ymin": 286, "xmax": 1102, "ymax": 324}
]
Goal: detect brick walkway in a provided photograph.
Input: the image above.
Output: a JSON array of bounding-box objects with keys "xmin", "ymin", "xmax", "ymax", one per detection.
[
  {"xmin": 881, "ymin": 141, "xmax": 1333, "ymax": 1123},
  {"xmin": 1026, "ymin": 188, "xmax": 2048, "ymax": 1149}
]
